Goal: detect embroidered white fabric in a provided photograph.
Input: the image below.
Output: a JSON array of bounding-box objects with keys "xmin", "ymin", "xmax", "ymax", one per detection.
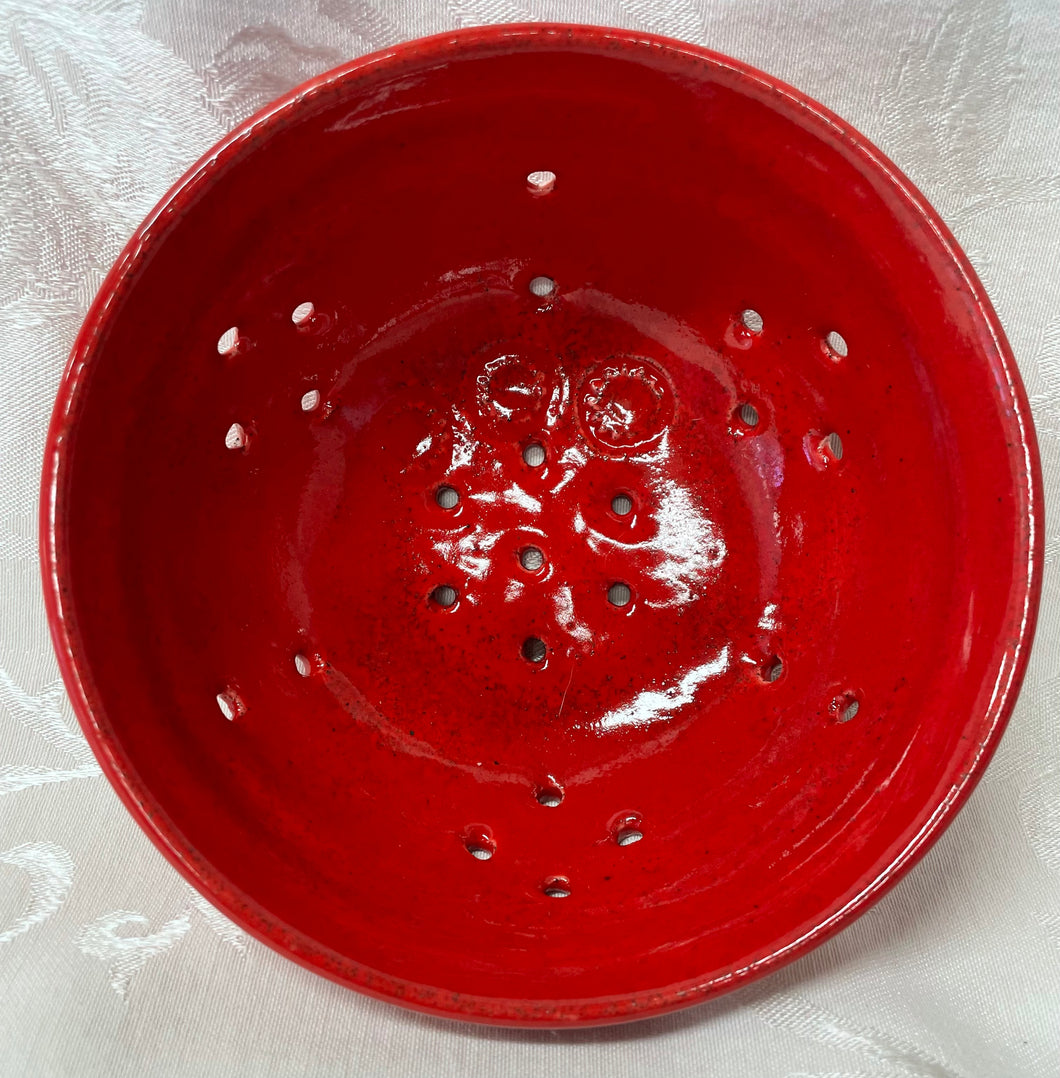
[{"xmin": 1, "ymin": 1, "xmax": 1058, "ymax": 1074}]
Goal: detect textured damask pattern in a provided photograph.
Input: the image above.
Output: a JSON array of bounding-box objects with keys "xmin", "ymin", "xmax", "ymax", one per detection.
[{"xmin": 1, "ymin": 1, "xmax": 1058, "ymax": 1075}]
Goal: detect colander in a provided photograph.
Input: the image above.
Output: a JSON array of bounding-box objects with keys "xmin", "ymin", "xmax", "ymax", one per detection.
[{"xmin": 40, "ymin": 23, "xmax": 1042, "ymax": 1027}]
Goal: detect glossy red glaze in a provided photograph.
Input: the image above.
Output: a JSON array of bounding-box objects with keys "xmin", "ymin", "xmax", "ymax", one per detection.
[{"xmin": 41, "ymin": 24, "xmax": 1042, "ymax": 1026}]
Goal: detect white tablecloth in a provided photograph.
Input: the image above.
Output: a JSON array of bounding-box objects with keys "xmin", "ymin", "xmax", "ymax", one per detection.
[{"xmin": 2, "ymin": 1, "xmax": 1058, "ymax": 1074}]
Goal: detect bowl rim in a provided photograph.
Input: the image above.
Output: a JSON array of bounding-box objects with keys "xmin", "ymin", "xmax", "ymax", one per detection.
[{"xmin": 39, "ymin": 21, "xmax": 1044, "ymax": 1027}]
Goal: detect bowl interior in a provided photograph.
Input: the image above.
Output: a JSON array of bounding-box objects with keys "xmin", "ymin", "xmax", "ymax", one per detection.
[{"xmin": 49, "ymin": 29, "xmax": 1035, "ymax": 1023}]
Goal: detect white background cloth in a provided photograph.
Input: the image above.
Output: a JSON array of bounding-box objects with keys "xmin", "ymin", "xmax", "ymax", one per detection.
[{"xmin": 1, "ymin": 1, "xmax": 1058, "ymax": 1075}]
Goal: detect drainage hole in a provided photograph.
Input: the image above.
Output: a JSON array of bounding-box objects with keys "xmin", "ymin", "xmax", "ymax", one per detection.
[
  {"xmin": 527, "ymin": 170, "xmax": 556, "ymax": 194},
  {"xmin": 520, "ymin": 546, "xmax": 545, "ymax": 572},
  {"xmin": 464, "ymin": 827, "xmax": 496, "ymax": 860},
  {"xmin": 824, "ymin": 330, "xmax": 849, "ymax": 359},
  {"xmin": 224, "ymin": 423, "xmax": 248, "ymax": 450},
  {"xmin": 291, "ymin": 301, "xmax": 314, "ymax": 325},
  {"xmin": 820, "ymin": 431, "xmax": 844, "ymax": 462},
  {"xmin": 542, "ymin": 876, "xmax": 571, "ymax": 898},
  {"xmin": 529, "ymin": 275, "xmax": 556, "ymax": 298},
  {"xmin": 523, "ymin": 636, "xmax": 547, "ymax": 663},
  {"xmin": 835, "ymin": 693, "xmax": 861, "ymax": 722},
  {"xmin": 294, "ymin": 652, "xmax": 313, "ymax": 677},
  {"xmin": 616, "ymin": 827, "xmax": 644, "ymax": 847},
  {"xmin": 523, "ymin": 442, "xmax": 546, "ymax": 467},
  {"xmin": 300, "ymin": 389, "xmax": 320, "ymax": 412},
  {"xmin": 763, "ymin": 656, "xmax": 784, "ymax": 682},
  {"xmin": 215, "ymin": 689, "xmax": 244, "ymax": 721},
  {"xmin": 740, "ymin": 308, "xmax": 764, "ymax": 334},
  {"xmin": 435, "ymin": 484, "xmax": 460, "ymax": 510},
  {"xmin": 738, "ymin": 402, "xmax": 760, "ymax": 428},
  {"xmin": 608, "ymin": 582, "xmax": 632, "ymax": 607},
  {"xmin": 536, "ymin": 785, "xmax": 563, "ymax": 808},
  {"xmin": 216, "ymin": 326, "xmax": 240, "ymax": 356},
  {"xmin": 431, "ymin": 584, "xmax": 458, "ymax": 608},
  {"xmin": 611, "ymin": 493, "xmax": 634, "ymax": 516}
]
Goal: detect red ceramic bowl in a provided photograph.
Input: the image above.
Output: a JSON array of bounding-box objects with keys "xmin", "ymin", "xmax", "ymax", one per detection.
[{"xmin": 41, "ymin": 24, "xmax": 1041, "ymax": 1026}]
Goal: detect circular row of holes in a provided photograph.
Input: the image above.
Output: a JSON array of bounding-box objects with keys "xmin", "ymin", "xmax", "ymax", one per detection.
[
  {"xmin": 220, "ymin": 301, "xmax": 845, "ymax": 369},
  {"xmin": 221, "ymin": 305, "xmax": 846, "ymax": 460},
  {"xmin": 218, "ymin": 655, "xmax": 859, "ymax": 725},
  {"xmin": 431, "ymin": 434, "xmax": 842, "ymax": 665},
  {"xmin": 432, "ymin": 458, "xmax": 633, "ymax": 664}
]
